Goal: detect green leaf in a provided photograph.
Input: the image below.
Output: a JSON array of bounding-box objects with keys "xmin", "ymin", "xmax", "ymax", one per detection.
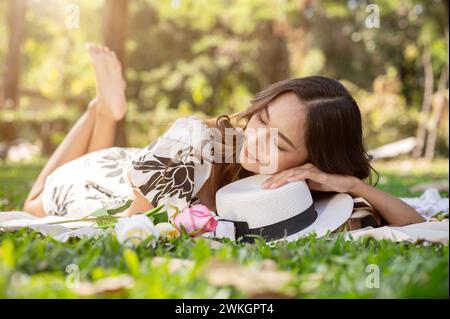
[
  {"xmin": 96, "ymin": 215, "xmax": 118, "ymax": 229},
  {"xmin": 144, "ymin": 204, "xmax": 165, "ymax": 218},
  {"xmin": 107, "ymin": 200, "xmax": 133, "ymax": 215},
  {"xmin": 89, "ymin": 207, "xmax": 108, "ymax": 217},
  {"xmin": 177, "ymin": 223, "xmax": 189, "ymax": 237},
  {"xmin": 149, "ymin": 211, "xmax": 169, "ymax": 225}
]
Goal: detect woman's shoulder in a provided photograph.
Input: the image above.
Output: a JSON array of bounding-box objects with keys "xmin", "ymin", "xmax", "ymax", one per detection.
[
  {"xmin": 134, "ymin": 115, "xmax": 214, "ymax": 162},
  {"xmin": 167, "ymin": 115, "xmax": 209, "ymax": 131},
  {"xmin": 123, "ymin": 115, "xmax": 213, "ymax": 215},
  {"xmin": 162, "ymin": 115, "xmax": 212, "ymax": 145}
]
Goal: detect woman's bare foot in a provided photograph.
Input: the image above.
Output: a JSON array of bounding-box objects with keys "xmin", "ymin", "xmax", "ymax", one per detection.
[{"xmin": 86, "ymin": 43, "xmax": 128, "ymax": 121}]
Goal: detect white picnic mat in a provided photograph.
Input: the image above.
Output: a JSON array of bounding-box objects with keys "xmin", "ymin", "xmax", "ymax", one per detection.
[
  {"xmin": 343, "ymin": 188, "xmax": 449, "ymax": 244},
  {"xmin": 344, "ymin": 220, "xmax": 448, "ymax": 244},
  {"xmin": 0, "ymin": 188, "xmax": 448, "ymax": 243},
  {"xmin": 0, "ymin": 211, "xmax": 102, "ymax": 242}
]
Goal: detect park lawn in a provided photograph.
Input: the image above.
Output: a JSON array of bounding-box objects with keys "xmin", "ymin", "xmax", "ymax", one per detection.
[{"xmin": 0, "ymin": 158, "xmax": 448, "ymax": 298}]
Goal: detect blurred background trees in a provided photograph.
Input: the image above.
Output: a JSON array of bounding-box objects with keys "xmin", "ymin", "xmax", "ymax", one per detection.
[{"xmin": 0, "ymin": 0, "xmax": 448, "ymax": 160}]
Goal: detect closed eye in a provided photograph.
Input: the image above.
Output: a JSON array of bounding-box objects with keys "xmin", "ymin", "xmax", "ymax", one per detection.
[{"xmin": 256, "ymin": 111, "xmax": 287, "ymax": 152}]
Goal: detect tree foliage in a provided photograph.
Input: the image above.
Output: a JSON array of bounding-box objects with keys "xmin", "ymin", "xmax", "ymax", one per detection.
[{"xmin": 0, "ymin": 0, "xmax": 448, "ymax": 156}]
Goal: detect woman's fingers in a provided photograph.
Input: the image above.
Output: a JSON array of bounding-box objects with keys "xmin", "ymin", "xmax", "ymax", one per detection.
[
  {"xmin": 261, "ymin": 172, "xmax": 284, "ymax": 188},
  {"xmin": 261, "ymin": 163, "xmax": 329, "ymax": 189},
  {"xmin": 262, "ymin": 168, "xmax": 317, "ymax": 189},
  {"xmin": 261, "ymin": 169, "xmax": 297, "ymax": 188},
  {"xmin": 265, "ymin": 172, "xmax": 293, "ymax": 188},
  {"xmin": 299, "ymin": 162, "xmax": 315, "ymax": 170},
  {"xmin": 288, "ymin": 170, "xmax": 328, "ymax": 184},
  {"xmin": 262, "ymin": 162, "xmax": 354, "ymax": 193}
]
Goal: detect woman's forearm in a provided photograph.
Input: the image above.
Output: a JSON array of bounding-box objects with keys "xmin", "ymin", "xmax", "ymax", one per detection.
[{"xmin": 348, "ymin": 178, "xmax": 426, "ymax": 226}]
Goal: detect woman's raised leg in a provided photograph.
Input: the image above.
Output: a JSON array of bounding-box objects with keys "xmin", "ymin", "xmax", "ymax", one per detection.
[
  {"xmin": 86, "ymin": 44, "xmax": 127, "ymax": 152},
  {"xmin": 22, "ymin": 103, "xmax": 98, "ymax": 216},
  {"xmin": 23, "ymin": 44, "xmax": 128, "ymax": 216},
  {"xmin": 25, "ymin": 103, "xmax": 97, "ymax": 203}
]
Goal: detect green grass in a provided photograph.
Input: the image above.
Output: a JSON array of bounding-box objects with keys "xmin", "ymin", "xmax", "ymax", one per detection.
[
  {"xmin": 373, "ymin": 159, "xmax": 449, "ymax": 198},
  {"xmin": 0, "ymin": 157, "xmax": 448, "ymax": 298},
  {"xmin": 0, "ymin": 158, "xmax": 47, "ymax": 211}
]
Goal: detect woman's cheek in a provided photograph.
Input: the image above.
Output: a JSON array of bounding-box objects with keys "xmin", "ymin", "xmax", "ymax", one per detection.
[{"xmin": 259, "ymin": 152, "xmax": 283, "ymax": 174}]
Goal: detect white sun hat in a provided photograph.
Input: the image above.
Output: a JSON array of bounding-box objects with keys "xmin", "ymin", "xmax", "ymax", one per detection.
[{"xmin": 212, "ymin": 174, "xmax": 354, "ymax": 243}]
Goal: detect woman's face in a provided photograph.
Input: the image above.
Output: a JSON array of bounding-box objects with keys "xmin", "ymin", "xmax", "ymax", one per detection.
[{"xmin": 239, "ymin": 91, "xmax": 309, "ymax": 174}]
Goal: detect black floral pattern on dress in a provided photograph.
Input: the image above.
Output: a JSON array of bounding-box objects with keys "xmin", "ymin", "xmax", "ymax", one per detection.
[
  {"xmin": 49, "ymin": 184, "xmax": 76, "ymax": 216},
  {"xmin": 84, "ymin": 192, "xmax": 128, "ymax": 210},
  {"xmin": 84, "ymin": 180, "xmax": 128, "ymax": 209},
  {"xmin": 96, "ymin": 148, "xmax": 132, "ymax": 184},
  {"xmin": 131, "ymin": 146, "xmax": 195, "ymax": 207}
]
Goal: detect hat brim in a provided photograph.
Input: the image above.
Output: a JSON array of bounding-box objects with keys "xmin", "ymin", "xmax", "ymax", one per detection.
[{"xmin": 269, "ymin": 192, "xmax": 354, "ymax": 243}]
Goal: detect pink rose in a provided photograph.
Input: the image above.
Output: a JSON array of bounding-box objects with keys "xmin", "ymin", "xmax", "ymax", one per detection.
[{"xmin": 172, "ymin": 204, "xmax": 218, "ymax": 237}]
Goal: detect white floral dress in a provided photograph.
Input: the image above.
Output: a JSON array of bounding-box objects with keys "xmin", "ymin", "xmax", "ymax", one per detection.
[{"xmin": 42, "ymin": 116, "xmax": 214, "ymax": 218}]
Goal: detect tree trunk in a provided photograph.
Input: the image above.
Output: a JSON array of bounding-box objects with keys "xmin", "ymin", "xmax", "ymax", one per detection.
[
  {"xmin": 283, "ymin": 0, "xmax": 312, "ymax": 77},
  {"xmin": 423, "ymin": 3, "xmax": 449, "ymax": 160},
  {"xmin": 412, "ymin": 49, "xmax": 434, "ymax": 158},
  {"xmin": 425, "ymin": 67, "xmax": 449, "ymax": 159},
  {"xmin": 2, "ymin": 0, "xmax": 26, "ymax": 108},
  {"xmin": 103, "ymin": 0, "xmax": 129, "ymax": 147},
  {"xmin": 256, "ymin": 21, "xmax": 291, "ymax": 85}
]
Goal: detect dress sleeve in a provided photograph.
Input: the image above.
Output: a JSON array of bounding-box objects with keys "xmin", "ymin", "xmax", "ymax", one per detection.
[{"xmin": 123, "ymin": 116, "xmax": 214, "ymax": 216}]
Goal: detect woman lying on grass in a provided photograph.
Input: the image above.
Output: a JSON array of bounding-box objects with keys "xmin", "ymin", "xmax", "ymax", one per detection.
[{"xmin": 22, "ymin": 43, "xmax": 425, "ymax": 227}]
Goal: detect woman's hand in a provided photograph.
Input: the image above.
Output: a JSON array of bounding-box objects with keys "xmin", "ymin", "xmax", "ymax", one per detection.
[
  {"xmin": 261, "ymin": 162, "xmax": 358, "ymax": 193},
  {"xmin": 261, "ymin": 162, "xmax": 425, "ymax": 226}
]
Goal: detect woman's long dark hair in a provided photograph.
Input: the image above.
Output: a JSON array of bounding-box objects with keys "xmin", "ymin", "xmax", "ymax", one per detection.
[{"xmin": 205, "ymin": 76, "xmax": 379, "ymax": 207}]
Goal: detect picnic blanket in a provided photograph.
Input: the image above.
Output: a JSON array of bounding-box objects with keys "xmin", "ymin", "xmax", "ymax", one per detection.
[
  {"xmin": 343, "ymin": 188, "xmax": 449, "ymax": 244},
  {"xmin": 344, "ymin": 220, "xmax": 448, "ymax": 244},
  {"xmin": 0, "ymin": 188, "xmax": 448, "ymax": 244}
]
